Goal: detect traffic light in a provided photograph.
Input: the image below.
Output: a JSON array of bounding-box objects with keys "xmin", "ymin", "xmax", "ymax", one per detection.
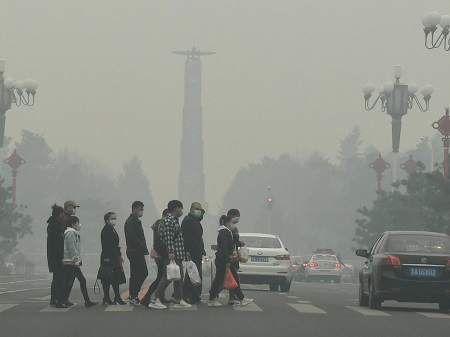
[{"xmin": 267, "ymin": 197, "xmax": 273, "ymax": 210}]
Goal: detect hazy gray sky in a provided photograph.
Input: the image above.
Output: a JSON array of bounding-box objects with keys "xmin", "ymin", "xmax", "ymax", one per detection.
[{"xmin": 1, "ymin": 1, "xmax": 449, "ymax": 214}]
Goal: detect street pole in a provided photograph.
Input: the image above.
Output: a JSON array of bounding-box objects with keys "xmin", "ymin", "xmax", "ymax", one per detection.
[
  {"xmin": 4, "ymin": 149, "xmax": 25, "ymax": 203},
  {"xmin": 432, "ymin": 108, "xmax": 450, "ymax": 180}
]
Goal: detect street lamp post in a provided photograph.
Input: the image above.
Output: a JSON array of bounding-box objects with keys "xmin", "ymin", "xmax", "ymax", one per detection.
[
  {"xmin": 4, "ymin": 149, "xmax": 25, "ymax": 204},
  {"xmin": 432, "ymin": 108, "xmax": 450, "ymax": 180},
  {"xmin": 266, "ymin": 185, "xmax": 272, "ymax": 233},
  {"xmin": 422, "ymin": 11, "xmax": 450, "ymax": 51},
  {"xmin": 362, "ymin": 65, "xmax": 433, "ymax": 183},
  {"xmin": 0, "ymin": 59, "xmax": 38, "ymax": 148}
]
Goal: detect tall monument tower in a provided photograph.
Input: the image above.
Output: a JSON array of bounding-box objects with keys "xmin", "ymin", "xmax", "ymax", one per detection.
[{"xmin": 173, "ymin": 47, "xmax": 215, "ymax": 207}]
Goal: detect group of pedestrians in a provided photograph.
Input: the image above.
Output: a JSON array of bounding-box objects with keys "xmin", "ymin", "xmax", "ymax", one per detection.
[{"xmin": 46, "ymin": 198, "xmax": 253, "ymax": 309}]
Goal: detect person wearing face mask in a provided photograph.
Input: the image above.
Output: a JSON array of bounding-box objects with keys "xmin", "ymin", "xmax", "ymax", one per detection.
[
  {"xmin": 124, "ymin": 200, "xmax": 149, "ymax": 305},
  {"xmin": 226, "ymin": 208, "xmax": 245, "ymax": 305},
  {"xmin": 46, "ymin": 204, "xmax": 65, "ymax": 307},
  {"xmin": 148, "ymin": 200, "xmax": 191, "ymax": 309},
  {"xmin": 57, "ymin": 216, "xmax": 97, "ymax": 308},
  {"xmin": 62, "ymin": 200, "xmax": 80, "ymax": 230},
  {"xmin": 99, "ymin": 212, "xmax": 126, "ymax": 305},
  {"xmin": 181, "ymin": 202, "xmax": 206, "ymax": 304}
]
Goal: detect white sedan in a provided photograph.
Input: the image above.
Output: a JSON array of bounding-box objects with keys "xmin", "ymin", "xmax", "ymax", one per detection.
[{"xmin": 305, "ymin": 254, "xmax": 342, "ymax": 283}]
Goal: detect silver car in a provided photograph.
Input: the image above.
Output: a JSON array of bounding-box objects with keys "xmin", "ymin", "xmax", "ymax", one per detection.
[
  {"xmin": 305, "ymin": 254, "xmax": 342, "ymax": 283},
  {"xmin": 237, "ymin": 233, "xmax": 294, "ymax": 292}
]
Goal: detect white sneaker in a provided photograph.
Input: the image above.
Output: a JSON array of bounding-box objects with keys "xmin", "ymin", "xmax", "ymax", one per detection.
[
  {"xmin": 240, "ymin": 298, "xmax": 253, "ymax": 307},
  {"xmin": 208, "ymin": 299, "xmax": 223, "ymax": 307},
  {"xmin": 148, "ymin": 298, "xmax": 166, "ymax": 310},
  {"xmin": 173, "ymin": 299, "xmax": 191, "ymax": 309}
]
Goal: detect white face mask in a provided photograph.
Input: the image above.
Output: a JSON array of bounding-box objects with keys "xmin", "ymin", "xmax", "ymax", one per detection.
[
  {"xmin": 109, "ymin": 219, "xmax": 117, "ymax": 226},
  {"xmin": 74, "ymin": 223, "xmax": 81, "ymax": 231},
  {"xmin": 234, "ymin": 217, "xmax": 240, "ymax": 224},
  {"xmin": 72, "ymin": 208, "xmax": 77, "ymax": 215},
  {"xmin": 193, "ymin": 209, "xmax": 202, "ymax": 218}
]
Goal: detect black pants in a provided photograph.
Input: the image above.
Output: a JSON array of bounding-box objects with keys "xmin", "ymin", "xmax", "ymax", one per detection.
[
  {"xmin": 141, "ymin": 258, "xmax": 164, "ymax": 305},
  {"xmin": 209, "ymin": 259, "xmax": 244, "ymax": 301},
  {"xmin": 183, "ymin": 256, "xmax": 203, "ymax": 302},
  {"xmin": 50, "ymin": 266, "xmax": 64, "ymax": 303},
  {"xmin": 102, "ymin": 282, "xmax": 120, "ymax": 300},
  {"xmin": 127, "ymin": 251, "xmax": 148, "ymax": 299},
  {"xmin": 60, "ymin": 265, "xmax": 91, "ymax": 302}
]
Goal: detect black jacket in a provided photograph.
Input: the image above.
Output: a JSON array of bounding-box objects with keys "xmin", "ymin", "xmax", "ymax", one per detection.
[
  {"xmin": 46, "ymin": 216, "xmax": 64, "ymax": 272},
  {"xmin": 215, "ymin": 227, "xmax": 234, "ymax": 263},
  {"xmin": 181, "ymin": 214, "xmax": 205, "ymax": 258},
  {"xmin": 100, "ymin": 224, "xmax": 122, "ymax": 266},
  {"xmin": 124, "ymin": 214, "xmax": 148, "ymax": 255}
]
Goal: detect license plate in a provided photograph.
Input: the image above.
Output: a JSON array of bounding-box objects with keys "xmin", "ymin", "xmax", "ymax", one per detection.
[
  {"xmin": 251, "ymin": 256, "xmax": 268, "ymax": 262},
  {"xmin": 410, "ymin": 267, "xmax": 437, "ymax": 277}
]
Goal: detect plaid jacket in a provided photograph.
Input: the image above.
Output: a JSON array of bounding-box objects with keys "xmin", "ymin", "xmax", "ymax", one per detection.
[{"xmin": 159, "ymin": 214, "xmax": 186, "ymax": 260}]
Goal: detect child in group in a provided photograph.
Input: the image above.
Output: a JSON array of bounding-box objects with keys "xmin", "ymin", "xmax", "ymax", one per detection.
[{"xmin": 57, "ymin": 216, "xmax": 97, "ymax": 308}]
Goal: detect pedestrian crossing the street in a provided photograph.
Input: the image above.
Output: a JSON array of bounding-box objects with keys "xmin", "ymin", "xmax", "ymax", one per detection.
[{"xmin": 0, "ymin": 300, "xmax": 449, "ymax": 318}]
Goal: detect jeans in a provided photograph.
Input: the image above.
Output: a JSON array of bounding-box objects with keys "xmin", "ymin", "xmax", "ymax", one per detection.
[
  {"xmin": 127, "ymin": 251, "xmax": 148, "ymax": 299},
  {"xmin": 141, "ymin": 258, "xmax": 164, "ymax": 304},
  {"xmin": 60, "ymin": 265, "xmax": 91, "ymax": 302},
  {"xmin": 183, "ymin": 256, "xmax": 203, "ymax": 302},
  {"xmin": 209, "ymin": 259, "xmax": 244, "ymax": 301},
  {"xmin": 154, "ymin": 258, "xmax": 184, "ymax": 301}
]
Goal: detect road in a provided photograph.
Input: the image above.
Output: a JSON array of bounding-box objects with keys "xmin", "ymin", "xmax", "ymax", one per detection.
[{"xmin": 0, "ymin": 273, "xmax": 449, "ymax": 337}]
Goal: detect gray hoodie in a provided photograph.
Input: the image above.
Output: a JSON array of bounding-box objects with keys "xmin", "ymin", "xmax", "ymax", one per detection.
[{"xmin": 63, "ymin": 227, "xmax": 81, "ymax": 265}]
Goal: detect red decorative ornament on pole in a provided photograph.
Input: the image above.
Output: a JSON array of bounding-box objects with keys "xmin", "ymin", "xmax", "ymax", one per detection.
[
  {"xmin": 400, "ymin": 155, "xmax": 417, "ymax": 176},
  {"xmin": 369, "ymin": 154, "xmax": 390, "ymax": 200},
  {"xmin": 432, "ymin": 108, "xmax": 450, "ymax": 180},
  {"xmin": 4, "ymin": 149, "xmax": 25, "ymax": 203}
]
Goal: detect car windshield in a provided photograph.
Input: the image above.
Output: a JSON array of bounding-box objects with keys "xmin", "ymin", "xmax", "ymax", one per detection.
[
  {"xmin": 241, "ymin": 236, "xmax": 282, "ymax": 248},
  {"xmin": 312, "ymin": 255, "xmax": 337, "ymax": 261},
  {"xmin": 386, "ymin": 234, "xmax": 450, "ymax": 253}
]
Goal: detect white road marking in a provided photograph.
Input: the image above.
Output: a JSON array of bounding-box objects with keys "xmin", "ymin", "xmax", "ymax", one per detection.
[
  {"xmin": 0, "ymin": 304, "xmax": 18, "ymax": 312},
  {"xmin": 288, "ymin": 303, "xmax": 326, "ymax": 314},
  {"xmin": 287, "ymin": 296, "xmax": 298, "ymax": 299},
  {"xmin": 345, "ymin": 306, "xmax": 391, "ymax": 316},
  {"xmin": 40, "ymin": 304, "xmax": 77, "ymax": 312},
  {"xmin": 234, "ymin": 302, "xmax": 262, "ymax": 311},
  {"xmin": 297, "ymin": 300, "xmax": 311, "ymax": 304},
  {"xmin": 417, "ymin": 312, "xmax": 450, "ymax": 319},
  {"xmin": 31, "ymin": 295, "xmax": 51, "ymax": 300},
  {"xmin": 0, "ymin": 278, "xmax": 49, "ymax": 285},
  {"xmin": 105, "ymin": 305, "xmax": 134, "ymax": 312},
  {"xmin": 347, "ymin": 299, "xmax": 358, "ymax": 302},
  {"xmin": 0, "ymin": 287, "xmax": 50, "ymax": 295}
]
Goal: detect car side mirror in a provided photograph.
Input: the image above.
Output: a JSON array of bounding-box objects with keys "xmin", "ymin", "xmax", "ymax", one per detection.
[{"xmin": 355, "ymin": 249, "xmax": 369, "ymax": 258}]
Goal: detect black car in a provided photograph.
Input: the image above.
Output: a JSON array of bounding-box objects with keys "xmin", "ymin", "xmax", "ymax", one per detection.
[
  {"xmin": 356, "ymin": 230, "xmax": 450, "ymax": 311},
  {"xmin": 291, "ymin": 256, "xmax": 310, "ymax": 281}
]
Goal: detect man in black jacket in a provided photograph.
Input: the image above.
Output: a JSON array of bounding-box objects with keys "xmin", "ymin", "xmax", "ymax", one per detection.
[
  {"xmin": 46, "ymin": 204, "xmax": 65, "ymax": 306},
  {"xmin": 124, "ymin": 200, "xmax": 149, "ymax": 305},
  {"xmin": 181, "ymin": 202, "xmax": 206, "ymax": 304}
]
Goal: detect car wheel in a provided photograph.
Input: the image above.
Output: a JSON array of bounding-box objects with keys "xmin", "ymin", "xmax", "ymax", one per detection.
[
  {"xmin": 438, "ymin": 301, "xmax": 450, "ymax": 312},
  {"xmin": 280, "ymin": 280, "xmax": 291, "ymax": 293},
  {"xmin": 335, "ymin": 276, "xmax": 341, "ymax": 284},
  {"xmin": 368, "ymin": 282, "xmax": 381, "ymax": 310},
  {"xmin": 359, "ymin": 282, "xmax": 369, "ymax": 307},
  {"xmin": 269, "ymin": 283, "xmax": 279, "ymax": 291}
]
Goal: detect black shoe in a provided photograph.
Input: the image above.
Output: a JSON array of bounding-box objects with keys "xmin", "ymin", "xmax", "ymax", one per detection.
[
  {"xmin": 140, "ymin": 300, "xmax": 150, "ymax": 308},
  {"xmin": 114, "ymin": 297, "xmax": 127, "ymax": 305},
  {"xmin": 49, "ymin": 301, "xmax": 56, "ymax": 307},
  {"xmin": 85, "ymin": 301, "xmax": 98, "ymax": 308},
  {"xmin": 102, "ymin": 298, "xmax": 115, "ymax": 305},
  {"xmin": 63, "ymin": 300, "xmax": 74, "ymax": 307},
  {"xmin": 55, "ymin": 302, "xmax": 69, "ymax": 309},
  {"xmin": 161, "ymin": 298, "xmax": 171, "ymax": 304}
]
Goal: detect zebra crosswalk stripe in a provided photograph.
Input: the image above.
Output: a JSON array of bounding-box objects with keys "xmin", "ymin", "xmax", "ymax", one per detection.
[
  {"xmin": 345, "ymin": 306, "xmax": 391, "ymax": 316},
  {"xmin": 169, "ymin": 304, "xmax": 198, "ymax": 311},
  {"xmin": 233, "ymin": 302, "xmax": 262, "ymax": 311},
  {"xmin": 288, "ymin": 303, "xmax": 326, "ymax": 314},
  {"xmin": 105, "ymin": 305, "xmax": 134, "ymax": 312},
  {"xmin": 0, "ymin": 304, "xmax": 18, "ymax": 313},
  {"xmin": 417, "ymin": 312, "xmax": 450, "ymax": 319},
  {"xmin": 40, "ymin": 304, "xmax": 77, "ymax": 312}
]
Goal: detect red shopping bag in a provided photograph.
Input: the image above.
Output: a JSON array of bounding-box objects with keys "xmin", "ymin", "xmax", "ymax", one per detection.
[{"xmin": 223, "ymin": 266, "xmax": 238, "ymax": 290}]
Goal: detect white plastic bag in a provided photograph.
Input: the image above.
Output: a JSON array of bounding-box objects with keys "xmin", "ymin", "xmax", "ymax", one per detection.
[
  {"xmin": 238, "ymin": 246, "xmax": 249, "ymax": 263},
  {"xmin": 185, "ymin": 259, "xmax": 202, "ymax": 285},
  {"xmin": 166, "ymin": 260, "xmax": 181, "ymax": 281}
]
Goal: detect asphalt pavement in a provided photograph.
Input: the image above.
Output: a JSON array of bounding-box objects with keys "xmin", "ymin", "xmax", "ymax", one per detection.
[{"xmin": 0, "ymin": 273, "xmax": 449, "ymax": 337}]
